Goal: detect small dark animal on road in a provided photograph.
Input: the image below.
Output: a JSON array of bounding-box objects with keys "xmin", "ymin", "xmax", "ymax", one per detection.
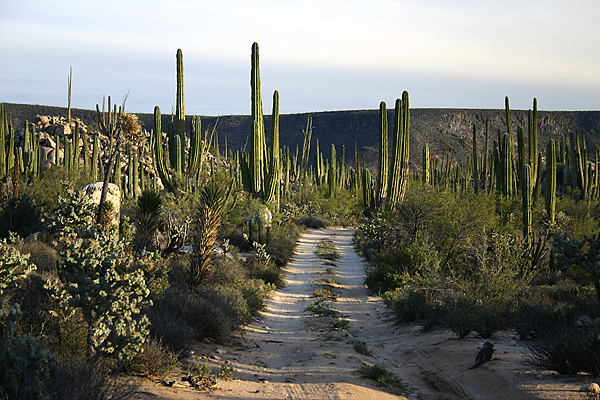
[{"xmin": 471, "ymin": 341, "xmax": 494, "ymax": 369}]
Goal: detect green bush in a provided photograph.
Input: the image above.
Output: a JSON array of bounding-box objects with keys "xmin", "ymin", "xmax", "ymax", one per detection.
[
  {"xmin": 199, "ymin": 284, "xmax": 252, "ymax": 325},
  {"xmin": 0, "ymin": 301, "xmax": 137, "ymax": 400},
  {"xmin": 444, "ymin": 297, "xmax": 479, "ymax": 339},
  {"xmin": 0, "ymin": 195, "xmax": 42, "ymax": 239},
  {"xmin": 389, "ymin": 289, "xmax": 429, "ymax": 323},
  {"xmin": 526, "ymin": 321, "xmax": 596, "ymax": 375},
  {"xmin": 126, "ymin": 338, "xmax": 180, "ymax": 378},
  {"xmin": 474, "ymin": 303, "xmax": 508, "ymax": 339}
]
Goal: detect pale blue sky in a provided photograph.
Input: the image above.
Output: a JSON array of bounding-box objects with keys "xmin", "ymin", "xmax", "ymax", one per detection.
[{"xmin": 1, "ymin": 0, "xmax": 598, "ymax": 115}]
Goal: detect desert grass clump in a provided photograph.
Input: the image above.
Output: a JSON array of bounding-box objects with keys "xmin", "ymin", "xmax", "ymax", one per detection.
[
  {"xmin": 126, "ymin": 338, "xmax": 180, "ymax": 378},
  {"xmin": 312, "ymin": 287, "xmax": 338, "ymax": 301},
  {"xmin": 315, "ymin": 239, "xmax": 341, "ymax": 261},
  {"xmin": 353, "ymin": 340, "xmax": 372, "ymax": 356},
  {"xmin": 358, "ymin": 364, "xmax": 407, "ymax": 395}
]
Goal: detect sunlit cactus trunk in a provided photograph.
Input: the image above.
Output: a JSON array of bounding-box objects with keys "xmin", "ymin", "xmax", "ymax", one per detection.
[{"xmin": 545, "ymin": 140, "xmax": 557, "ymax": 223}]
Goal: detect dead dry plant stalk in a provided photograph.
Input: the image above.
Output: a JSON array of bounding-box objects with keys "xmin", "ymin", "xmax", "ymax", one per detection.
[{"xmin": 191, "ymin": 183, "xmax": 225, "ymax": 288}]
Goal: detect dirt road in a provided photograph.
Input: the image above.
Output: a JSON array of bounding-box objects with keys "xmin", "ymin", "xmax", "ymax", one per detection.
[{"xmin": 137, "ymin": 228, "xmax": 596, "ymax": 400}]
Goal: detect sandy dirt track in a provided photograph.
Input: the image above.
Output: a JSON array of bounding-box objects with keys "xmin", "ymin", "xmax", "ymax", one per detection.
[{"xmin": 137, "ymin": 228, "xmax": 597, "ymax": 400}]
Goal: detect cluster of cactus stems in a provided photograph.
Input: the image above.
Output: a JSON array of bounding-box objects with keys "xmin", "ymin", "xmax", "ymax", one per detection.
[
  {"xmin": 239, "ymin": 43, "xmax": 280, "ymax": 204},
  {"xmin": 8, "ymin": 45, "xmax": 600, "ymax": 247},
  {"xmin": 367, "ymin": 92, "xmax": 410, "ymax": 211},
  {"xmin": 416, "ymin": 97, "xmax": 600, "ymax": 242},
  {"xmin": 151, "ymin": 49, "xmax": 209, "ymax": 195}
]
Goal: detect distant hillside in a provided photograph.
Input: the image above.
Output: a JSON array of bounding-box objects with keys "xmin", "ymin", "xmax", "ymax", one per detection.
[{"xmin": 3, "ymin": 103, "xmax": 600, "ymax": 170}]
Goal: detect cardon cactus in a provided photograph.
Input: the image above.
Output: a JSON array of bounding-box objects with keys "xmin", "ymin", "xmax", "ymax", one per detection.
[
  {"xmin": 376, "ymin": 101, "xmax": 388, "ymax": 206},
  {"xmin": 328, "ymin": 144, "xmax": 337, "ymax": 198},
  {"xmin": 472, "ymin": 125, "xmax": 479, "ymax": 193},
  {"xmin": 545, "ymin": 140, "xmax": 557, "ymax": 223},
  {"xmin": 151, "ymin": 49, "xmax": 207, "ymax": 194},
  {"xmin": 522, "ymin": 164, "xmax": 532, "ymax": 241},
  {"xmin": 0, "ymin": 105, "xmax": 6, "ymax": 180},
  {"xmin": 422, "ymin": 143, "xmax": 430, "ymax": 184},
  {"xmin": 386, "ymin": 91, "xmax": 410, "ymax": 209}
]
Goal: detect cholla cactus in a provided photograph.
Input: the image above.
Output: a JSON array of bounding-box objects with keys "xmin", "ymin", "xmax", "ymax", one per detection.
[
  {"xmin": 0, "ymin": 237, "xmax": 36, "ymax": 295},
  {"xmin": 47, "ymin": 189, "xmax": 153, "ymax": 359}
]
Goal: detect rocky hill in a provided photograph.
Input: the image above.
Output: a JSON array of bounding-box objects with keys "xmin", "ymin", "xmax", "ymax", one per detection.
[{"xmin": 4, "ymin": 103, "xmax": 600, "ymax": 170}]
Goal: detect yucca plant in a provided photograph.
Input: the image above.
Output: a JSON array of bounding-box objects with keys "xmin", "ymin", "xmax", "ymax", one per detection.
[
  {"xmin": 190, "ymin": 183, "xmax": 225, "ymax": 288},
  {"xmin": 133, "ymin": 190, "xmax": 163, "ymax": 252}
]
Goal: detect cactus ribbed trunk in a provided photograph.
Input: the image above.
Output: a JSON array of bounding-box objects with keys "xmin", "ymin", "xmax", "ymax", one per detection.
[
  {"xmin": 175, "ymin": 48, "xmax": 185, "ymax": 174},
  {"xmin": 250, "ymin": 42, "xmax": 265, "ymax": 194},
  {"xmin": 271, "ymin": 90, "xmax": 280, "ymax": 160},
  {"xmin": 153, "ymin": 106, "xmax": 174, "ymax": 192},
  {"xmin": 398, "ymin": 91, "xmax": 410, "ymax": 201},
  {"xmin": 422, "ymin": 143, "xmax": 430, "ymax": 184},
  {"xmin": 376, "ymin": 101, "xmax": 388, "ymax": 207},
  {"xmin": 472, "ymin": 125, "xmax": 479, "ymax": 193},
  {"xmin": 387, "ymin": 93, "xmax": 410, "ymax": 209},
  {"xmin": 0, "ymin": 105, "xmax": 6, "ymax": 180},
  {"xmin": 522, "ymin": 164, "xmax": 532, "ymax": 242},
  {"xmin": 546, "ymin": 140, "xmax": 557, "ymax": 223},
  {"xmin": 505, "ymin": 96, "xmax": 516, "ymax": 173},
  {"xmin": 328, "ymin": 144, "xmax": 337, "ymax": 198},
  {"xmin": 92, "ymin": 135, "xmax": 99, "ymax": 182},
  {"xmin": 251, "ymin": 121, "xmax": 263, "ymax": 195}
]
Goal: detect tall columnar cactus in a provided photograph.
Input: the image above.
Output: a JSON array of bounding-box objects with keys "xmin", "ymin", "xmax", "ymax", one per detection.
[
  {"xmin": 7, "ymin": 123, "xmax": 14, "ymax": 175},
  {"xmin": 546, "ymin": 140, "xmax": 557, "ymax": 223},
  {"xmin": 376, "ymin": 101, "xmax": 388, "ymax": 206},
  {"xmin": 528, "ymin": 98, "xmax": 539, "ymax": 184},
  {"xmin": 249, "ymin": 42, "xmax": 266, "ymax": 193},
  {"xmin": 263, "ymin": 155, "xmax": 279, "ymax": 204},
  {"xmin": 339, "ymin": 145, "xmax": 346, "ymax": 189},
  {"xmin": 270, "ymin": 90, "xmax": 280, "ymax": 161},
  {"xmin": 483, "ymin": 119, "xmax": 489, "ymax": 190},
  {"xmin": 362, "ymin": 168, "xmax": 374, "ymax": 212},
  {"xmin": 328, "ymin": 144, "xmax": 337, "ymax": 198},
  {"xmin": 175, "ymin": 48, "xmax": 185, "ymax": 164},
  {"xmin": 505, "ymin": 96, "xmax": 515, "ymax": 171},
  {"xmin": 501, "ymin": 133, "xmax": 514, "ymax": 197},
  {"xmin": 517, "ymin": 126, "xmax": 525, "ymax": 192},
  {"xmin": 132, "ymin": 153, "xmax": 139, "ymax": 197},
  {"xmin": 113, "ymin": 151, "xmax": 122, "ymax": 194},
  {"xmin": 91, "ymin": 135, "xmax": 99, "ymax": 181},
  {"xmin": 251, "ymin": 120, "xmax": 263, "ymax": 193},
  {"xmin": 522, "ymin": 164, "xmax": 532, "ymax": 241},
  {"xmin": 264, "ymin": 90, "xmax": 280, "ymax": 205},
  {"xmin": 300, "ymin": 116, "xmax": 313, "ymax": 181},
  {"xmin": 187, "ymin": 115, "xmax": 204, "ymax": 176},
  {"xmin": 0, "ymin": 104, "xmax": 6, "ymax": 180},
  {"xmin": 472, "ymin": 125, "xmax": 479, "ymax": 193},
  {"xmin": 422, "ymin": 143, "xmax": 430, "ymax": 184},
  {"xmin": 72, "ymin": 121, "xmax": 80, "ymax": 173},
  {"xmin": 152, "ymin": 106, "xmax": 174, "ymax": 193},
  {"xmin": 386, "ymin": 91, "xmax": 410, "ymax": 209},
  {"xmin": 314, "ymin": 139, "xmax": 322, "ymax": 184}
]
